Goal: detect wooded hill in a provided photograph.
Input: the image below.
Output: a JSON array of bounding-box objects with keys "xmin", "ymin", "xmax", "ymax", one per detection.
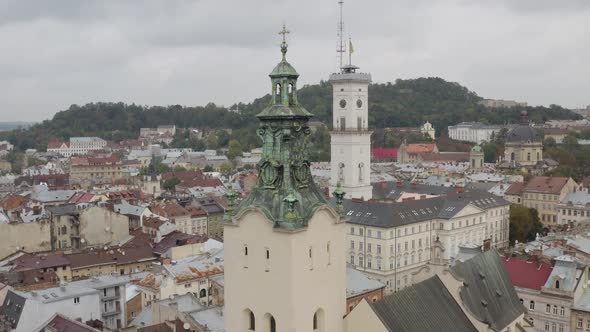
[{"xmin": 0, "ymin": 77, "xmax": 580, "ymax": 151}]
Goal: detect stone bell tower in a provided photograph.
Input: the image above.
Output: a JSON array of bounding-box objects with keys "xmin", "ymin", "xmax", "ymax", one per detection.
[{"xmin": 224, "ymin": 26, "xmax": 347, "ymax": 332}]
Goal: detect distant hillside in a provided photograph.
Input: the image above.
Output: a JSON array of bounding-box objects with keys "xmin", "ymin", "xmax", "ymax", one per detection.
[{"xmin": 0, "ymin": 77, "xmax": 580, "ymax": 151}]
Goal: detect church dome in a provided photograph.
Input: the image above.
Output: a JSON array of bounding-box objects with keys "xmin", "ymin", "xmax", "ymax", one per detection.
[
  {"xmin": 506, "ymin": 110, "xmax": 541, "ymax": 143},
  {"xmin": 270, "ymin": 60, "xmax": 299, "ymax": 78},
  {"xmin": 471, "ymin": 145, "xmax": 483, "ymax": 153},
  {"xmin": 506, "ymin": 125, "xmax": 541, "ymax": 143}
]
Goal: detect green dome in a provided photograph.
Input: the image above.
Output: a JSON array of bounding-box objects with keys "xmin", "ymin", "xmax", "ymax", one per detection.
[
  {"xmin": 270, "ymin": 59, "xmax": 299, "ymax": 78},
  {"xmin": 471, "ymin": 145, "xmax": 483, "ymax": 153}
]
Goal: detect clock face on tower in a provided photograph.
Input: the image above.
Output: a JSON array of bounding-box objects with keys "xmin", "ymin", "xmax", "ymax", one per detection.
[
  {"xmin": 339, "ymin": 99, "xmax": 346, "ymax": 108},
  {"xmin": 356, "ymin": 99, "xmax": 363, "ymax": 108}
]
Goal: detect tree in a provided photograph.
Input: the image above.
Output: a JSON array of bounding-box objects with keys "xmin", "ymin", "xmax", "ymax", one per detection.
[
  {"xmin": 543, "ymin": 137, "xmax": 557, "ymax": 149},
  {"xmin": 162, "ymin": 177, "xmax": 180, "ymax": 191},
  {"xmin": 509, "ymin": 205, "xmax": 543, "ymax": 244},
  {"xmin": 206, "ymin": 132, "xmax": 219, "ymax": 150},
  {"xmin": 203, "ymin": 165, "xmax": 214, "ymax": 172},
  {"xmin": 562, "ymin": 134, "xmax": 579, "ymax": 150},
  {"xmin": 226, "ymin": 139, "xmax": 243, "ymax": 160}
]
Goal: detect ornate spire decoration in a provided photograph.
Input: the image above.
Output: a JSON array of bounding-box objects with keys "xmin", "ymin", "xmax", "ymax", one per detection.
[
  {"xmin": 333, "ymin": 183, "xmax": 346, "ymax": 215},
  {"xmin": 231, "ymin": 26, "xmax": 330, "ymax": 230},
  {"xmin": 223, "ymin": 188, "xmax": 238, "ymax": 222}
]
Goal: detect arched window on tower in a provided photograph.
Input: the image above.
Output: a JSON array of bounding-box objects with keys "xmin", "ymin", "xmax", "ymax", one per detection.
[
  {"xmin": 537, "ymin": 151, "xmax": 540, "ymax": 160},
  {"xmin": 338, "ymin": 163, "xmax": 345, "ymax": 183},
  {"xmin": 249, "ymin": 311, "xmax": 256, "ymax": 330},
  {"xmin": 527, "ymin": 152, "xmax": 531, "ymax": 161},
  {"xmin": 510, "ymin": 152, "xmax": 515, "ymax": 161},
  {"xmin": 264, "ymin": 314, "xmax": 276, "ymax": 332},
  {"xmin": 275, "ymin": 83, "xmax": 281, "ymax": 103},
  {"xmin": 313, "ymin": 309, "xmax": 325, "ymax": 331},
  {"xmin": 288, "ymin": 83, "xmax": 294, "ymax": 104},
  {"xmin": 327, "ymin": 242, "xmax": 331, "ymax": 266},
  {"xmin": 358, "ymin": 163, "xmax": 365, "ymax": 183}
]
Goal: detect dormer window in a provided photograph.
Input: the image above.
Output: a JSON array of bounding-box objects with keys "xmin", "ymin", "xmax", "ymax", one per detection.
[{"xmin": 555, "ymin": 280, "xmax": 560, "ymax": 289}]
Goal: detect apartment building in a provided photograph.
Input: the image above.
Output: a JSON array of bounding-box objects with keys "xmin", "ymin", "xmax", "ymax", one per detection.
[
  {"xmin": 69, "ymin": 156, "xmax": 124, "ymax": 187},
  {"xmin": 521, "ymin": 177, "xmax": 578, "ymax": 225},
  {"xmin": 345, "ymin": 191, "xmax": 510, "ymax": 294},
  {"xmin": 558, "ymin": 188, "xmax": 590, "ymax": 225}
]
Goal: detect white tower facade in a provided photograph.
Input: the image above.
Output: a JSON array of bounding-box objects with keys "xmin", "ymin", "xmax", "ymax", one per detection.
[{"xmin": 329, "ymin": 66, "xmax": 373, "ymax": 200}]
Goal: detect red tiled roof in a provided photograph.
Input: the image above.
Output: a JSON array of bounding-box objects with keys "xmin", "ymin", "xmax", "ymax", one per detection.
[
  {"xmin": 47, "ymin": 140, "xmax": 67, "ymax": 149},
  {"xmin": 67, "ymin": 192, "xmax": 94, "ymax": 204},
  {"xmin": 67, "ymin": 245, "xmax": 157, "ymax": 269},
  {"xmin": 524, "ymin": 176, "xmax": 572, "ymax": 194},
  {"xmin": 405, "ymin": 143, "xmax": 437, "ymax": 154},
  {"xmin": 0, "ymin": 195, "xmax": 30, "ymax": 211},
  {"xmin": 191, "ymin": 208, "xmax": 207, "ymax": 217},
  {"xmin": 501, "ymin": 257, "xmax": 552, "ymax": 290},
  {"xmin": 505, "ymin": 182, "xmax": 525, "ymax": 196},
  {"xmin": 10, "ymin": 252, "xmax": 70, "ymax": 271},
  {"xmin": 151, "ymin": 201, "xmax": 190, "ymax": 218},
  {"xmin": 371, "ymin": 148, "xmax": 398, "ymax": 160}
]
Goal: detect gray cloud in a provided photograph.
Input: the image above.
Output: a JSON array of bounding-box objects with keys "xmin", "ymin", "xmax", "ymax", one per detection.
[{"xmin": 0, "ymin": 0, "xmax": 588, "ymax": 121}]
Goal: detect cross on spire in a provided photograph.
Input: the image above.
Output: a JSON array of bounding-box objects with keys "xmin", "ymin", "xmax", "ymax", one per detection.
[{"xmin": 279, "ymin": 24, "xmax": 290, "ymax": 60}]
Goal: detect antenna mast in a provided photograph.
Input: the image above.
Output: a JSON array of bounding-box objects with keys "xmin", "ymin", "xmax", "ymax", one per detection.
[{"xmin": 337, "ymin": 0, "xmax": 345, "ymax": 72}]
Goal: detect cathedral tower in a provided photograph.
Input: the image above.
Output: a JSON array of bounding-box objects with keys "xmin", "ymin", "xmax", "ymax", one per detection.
[
  {"xmin": 224, "ymin": 26, "xmax": 347, "ymax": 332},
  {"xmin": 329, "ymin": 64, "xmax": 373, "ymax": 200}
]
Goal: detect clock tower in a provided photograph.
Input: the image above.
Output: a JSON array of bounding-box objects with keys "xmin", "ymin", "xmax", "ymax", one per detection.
[{"xmin": 329, "ymin": 64, "xmax": 373, "ymax": 200}]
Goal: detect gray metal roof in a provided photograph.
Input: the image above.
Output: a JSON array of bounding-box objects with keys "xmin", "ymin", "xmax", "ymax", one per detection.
[
  {"xmin": 450, "ymin": 250, "xmax": 525, "ymax": 331},
  {"xmin": 372, "ymin": 181, "xmax": 455, "ymax": 201},
  {"xmin": 369, "ymin": 275, "xmax": 477, "ymax": 332},
  {"xmin": 343, "ymin": 191, "xmax": 508, "ymax": 228}
]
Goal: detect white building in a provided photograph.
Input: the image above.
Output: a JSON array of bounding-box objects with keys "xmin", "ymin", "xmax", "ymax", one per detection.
[
  {"xmin": 421, "ymin": 121, "xmax": 435, "ymax": 140},
  {"xmin": 448, "ymin": 122, "xmax": 505, "ymax": 144},
  {"xmin": 329, "ymin": 64, "xmax": 373, "ymax": 200},
  {"xmin": 1, "ymin": 285, "xmax": 101, "ymax": 332},
  {"xmin": 47, "ymin": 137, "xmax": 107, "ymax": 157},
  {"xmin": 345, "ymin": 191, "xmax": 510, "ymax": 294},
  {"xmin": 557, "ymin": 188, "xmax": 590, "ymax": 225}
]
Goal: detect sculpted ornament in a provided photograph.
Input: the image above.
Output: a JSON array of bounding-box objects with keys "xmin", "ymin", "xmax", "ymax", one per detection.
[
  {"xmin": 291, "ymin": 160, "xmax": 311, "ymax": 188},
  {"xmin": 259, "ymin": 159, "xmax": 282, "ymax": 189}
]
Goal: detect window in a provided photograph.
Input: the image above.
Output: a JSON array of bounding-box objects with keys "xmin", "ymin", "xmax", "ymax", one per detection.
[
  {"xmin": 555, "ymin": 280, "xmax": 560, "ymax": 289},
  {"xmin": 367, "ymin": 230, "xmax": 372, "ymax": 238},
  {"xmin": 578, "ymin": 319, "xmax": 583, "ymax": 328},
  {"xmin": 350, "ymin": 241, "xmax": 354, "ymax": 249},
  {"xmin": 553, "ymin": 305, "xmax": 558, "ymax": 314},
  {"xmin": 244, "ymin": 245, "xmax": 248, "ymax": 256},
  {"xmin": 587, "ymin": 320, "xmax": 590, "ymax": 329},
  {"xmin": 546, "ymin": 304, "xmax": 551, "ymax": 313},
  {"xmin": 377, "ymin": 231, "xmax": 381, "ymax": 239},
  {"xmin": 529, "ymin": 300, "xmax": 535, "ymax": 311},
  {"xmin": 558, "ymin": 324, "xmax": 563, "ymax": 332},
  {"xmin": 249, "ymin": 311, "xmax": 256, "ymax": 330},
  {"xmin": 367, "ymin": 257, "xmax": 372, "ymax": 269},
  {"xmin": 350, "ymin": 227, "xmax": 355, "ymax": 235},
  {"xmin": 560, "ymin": 306, "xmax": 564, "ymax": 316},
  {"xmin": 74, "ymin": 297, "xmax": 80, "ymax": 304},
  {"xmin": 270, "ymin": 316, "xmax": 276, "ymax": 332},
  {"xmin": 546, "ymin": 322, "xmax": 550, "ymax": 331},
  {"xmin": 377, "ymin": 245, "xmax": 381, "ymax": 254},
  {"xmin": 350, "ymin": 255, "xmax": 354, "ymax": 265},
  {"xmin": 367, "ymin": 244, "xmax": 372, "ymax": 253},
  {"xmin": 359, "ymin": 228, "xmax": 364, "ymax": 236}
]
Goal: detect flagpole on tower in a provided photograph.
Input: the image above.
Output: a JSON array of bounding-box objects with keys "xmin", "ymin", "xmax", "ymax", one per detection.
[{"xmin": 337, "ymin": 0, "xmax": 345, "ymax": 72}]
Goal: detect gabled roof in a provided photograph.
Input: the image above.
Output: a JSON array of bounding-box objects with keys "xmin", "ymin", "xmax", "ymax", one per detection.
[
  {"xmin": 524, "ymin": 176, "xmax": 573, "ymax": 194},
  {"xmin": 501, "ymin": 256, "xmax": 553, "ymax": 290},
  {"xmin": 369, "ymin": 275, "xmax": 477, "ymax": 332},
  {"xmin": 505, "ymin": 182, "xmax": 525, "ymax": 195},
  {"xmin": 33, "ymin": 313, "xmax": 102, "ymax": 332},
  {"xmin": 451, "ymin": 250, "xmax": 525, "ymax": 331}
]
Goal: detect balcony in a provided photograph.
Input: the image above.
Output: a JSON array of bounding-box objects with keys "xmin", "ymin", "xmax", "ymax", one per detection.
[
  {"xmin": 101, "ymin": 294, "xmax": 119, "ymax": 301},
  {"xmin": 101, "ymin": 309, "xmax": 121, "ymax": 317}
]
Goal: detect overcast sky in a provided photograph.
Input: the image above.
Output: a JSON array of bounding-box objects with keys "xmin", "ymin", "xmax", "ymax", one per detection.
[{"xmin": 1, "ymin": 0, "xmax": 589, "ymax": 122}]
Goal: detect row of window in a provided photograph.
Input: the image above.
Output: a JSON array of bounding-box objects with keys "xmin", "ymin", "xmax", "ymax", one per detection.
[
  {"xmin": 561, "ymin": 208, "xmax": 590, "ymax": 217},
  {"xmin": 351, "ymin": 251, "xmax": 426, "ymax": 270},
  {"xmin": 350, "ymin": 225, "xmax": 430, "ymax": 238},
  {"xmin": 245, "ymin": 309, "xmax": 323, "ymax": 331},
  {"xmin": 577, "ymin": 318, "xmax": 590, "ymax": 329},
  {"xmin": 350, "ymin": 238, "xmax": 429, "ymax": 253},
  {"xmin": 522, "ymin": 299, "xmax": 566, "ymax": 316}
]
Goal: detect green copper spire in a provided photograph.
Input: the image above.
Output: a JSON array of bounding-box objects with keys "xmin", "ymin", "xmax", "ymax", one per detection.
[{"xmin": 232, "ymin": 26, "xmax": 328, "ymax": 230}]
